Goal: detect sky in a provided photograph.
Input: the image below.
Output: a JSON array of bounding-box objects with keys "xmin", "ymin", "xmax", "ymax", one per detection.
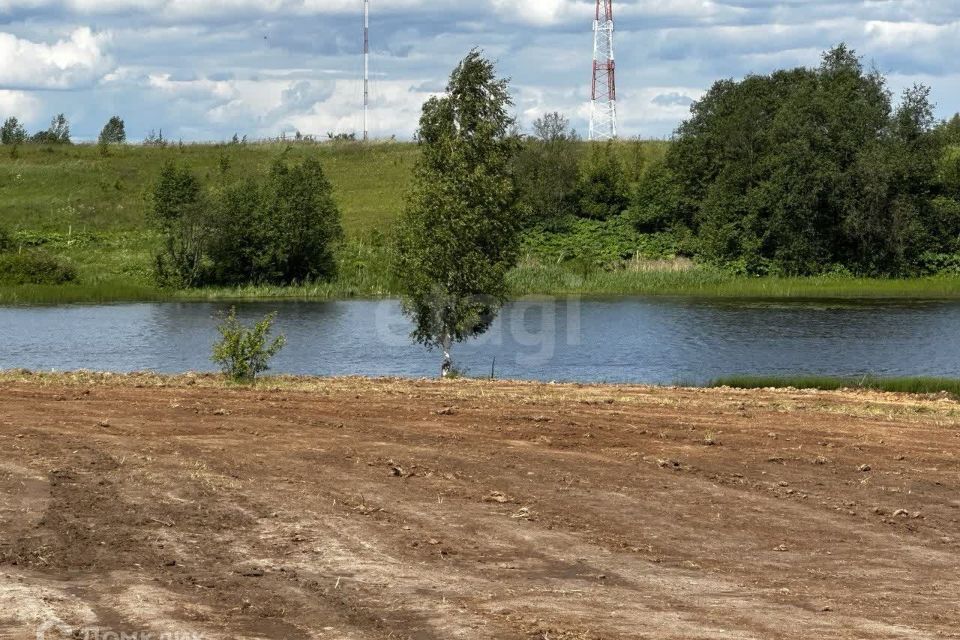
[{"xmin": 1, "ymin": 1, "xmax": 959, "ymax": 142}]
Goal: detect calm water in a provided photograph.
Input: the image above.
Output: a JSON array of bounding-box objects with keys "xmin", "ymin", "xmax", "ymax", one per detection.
[{"xmin": 1, "ymin": 298, "xmax": 959, "ymax": 383}]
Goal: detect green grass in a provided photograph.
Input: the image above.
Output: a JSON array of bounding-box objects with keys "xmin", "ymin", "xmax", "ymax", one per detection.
[
  {"xmin": 0, "ymin": 141, "xmax": 416, "ymax": 301},
  {"xmin": 0, "ymin": 140, "xmax": 417, "ymax": 236},
  {"xmin": 508, "ymin": 262, "xmax": 960, "ymax": 299},
  {"xmin": 711, "ymin": 375, "xmax": 960, "ymax": 396},
  {"xmin": 6, "ymin": 139, "xmax": 960, "ymax": 303}
]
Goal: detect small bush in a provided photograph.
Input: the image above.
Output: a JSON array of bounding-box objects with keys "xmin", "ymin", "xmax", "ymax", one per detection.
[
  {"xmin": 212, "ymin": 308, "xmax": 286, "ymax": 383},
  {"xmin": 0, "ymin": 251, "xmax": 77, "ymax": 285}
]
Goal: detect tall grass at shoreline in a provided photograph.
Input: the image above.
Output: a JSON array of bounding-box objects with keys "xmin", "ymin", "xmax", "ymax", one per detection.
[
  {"xmin": 712, "ymin": 375, "xmax": 960, "ymax": 396},
  {"xmin": 8, "ymin": 264, "xmax": 960, "ymax": 304},
  {"xmin": 507, "ymin": 264, "xmax": 960, "ymax": 299}
]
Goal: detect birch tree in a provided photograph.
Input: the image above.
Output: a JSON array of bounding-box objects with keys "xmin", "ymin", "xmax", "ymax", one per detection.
[{"xmin": 394, "ymin": 51, "xmax": 521, "ymax": 377}]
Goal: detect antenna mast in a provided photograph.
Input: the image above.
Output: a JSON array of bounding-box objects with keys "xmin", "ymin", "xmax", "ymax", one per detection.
[
  {"xmin": 363, "ymin": 0, "xmax": 370, "ymax": 141},
  {"xmin": 589, "ymin": 0, "xmax": 617, "ymax": 141}
]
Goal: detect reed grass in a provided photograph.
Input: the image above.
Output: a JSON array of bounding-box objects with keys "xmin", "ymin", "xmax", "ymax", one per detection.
[
  {"xmin": 711, "ymin": 375, "xmax": 960, "ymax": 396},
  {"xmin": 508, "ymin": 264, "xmax": 960, "ymax": 299},
  {"xmin": 8, "ymin": 264, "xmax": 960, "ymax": 304}
]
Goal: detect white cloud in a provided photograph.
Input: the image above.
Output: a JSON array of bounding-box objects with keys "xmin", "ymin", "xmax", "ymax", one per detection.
[
  {"xmin": 3, "ymin": 1, "xmax": 960, "ymax": 140},
  {"xmin": 0, "ymin": 27, "xmax": 112, "ymax": 90},
  {"xmin": 0, "ymin": 89, "xmax": 40, "ymax": 120},
  {"xmin": 490, "ymin": 0, "xmax": 576, "ymax": 26}
]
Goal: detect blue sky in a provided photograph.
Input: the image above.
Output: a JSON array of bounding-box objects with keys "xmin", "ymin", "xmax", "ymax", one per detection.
[{"xmin": 1, "ymin": 0, "xmax": 959, "ymax": 142}]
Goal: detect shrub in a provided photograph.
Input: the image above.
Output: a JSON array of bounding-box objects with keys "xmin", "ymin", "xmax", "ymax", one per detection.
[
  {"xmin": 208, "ymin": 157, "xmax": 343, "ymax": 285},
  {"xmin": 211, "ymin": 308, "xmax": 286, "ymax": 383},
  {"xmin": 99, "ymin": 116, "xmax": 126, "ymax": 145},
  {"xmin": 626, "ymin": 158, "xmax": 686, "ymax": 233},
  {"xmin": 31, "ymin": 114, "xmax": 71, "ymax": 145},
  {"xmin": 0, "ymin": 251, "xmax": 77, "ymax": 285},
  {"xmin": 268, "ymin": 157, "xmax": 343, "ymax": 282},
  {"xmin": 521, "ymin": 217, "xmax": 678, "ymax": 268},
  {"xmin": 576, "ymin": 141, "xmax": 631, "ymax": 220},
  {"xmin": 150, "ymin": 163, "xmax": 211, "ymax": 288},
  {"xmin": 152, "ymin": 157, "xmax": 343, "ymax": 288},
  {"xmin": 513, "ymin": 112, "xmax": 581, "ymax": 228},
  {"xmin": 1, "ymin": 117, "xmax": 27, "ymax": 145}
]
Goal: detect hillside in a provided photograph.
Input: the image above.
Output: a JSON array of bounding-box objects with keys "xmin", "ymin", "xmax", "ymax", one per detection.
[
  {"xmin": 1, "ymin": 141, "xmax": 418, "ymax": 236},
  {"xmin": 0, "ymin": 142, "xmax": 418, "ymax": 298},
  {"xmin": 5, "ymin": 140, "xmax": 960, "ymax": 303}
]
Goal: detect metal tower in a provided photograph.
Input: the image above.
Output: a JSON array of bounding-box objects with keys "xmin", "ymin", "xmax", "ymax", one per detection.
[
  {"xmin": 363, "ymin": 0, "xmax": 370, "ymax": 141},
  {"xmin": 590, "ymin": 0, "xmax": 617, "ymax": 141}
]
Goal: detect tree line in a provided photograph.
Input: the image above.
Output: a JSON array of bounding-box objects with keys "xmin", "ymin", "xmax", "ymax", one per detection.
[
  {"xmin": 635, "ymin": 45, "xmax": 960, "ymax": 277},
  {"xmin": 1, "ymin": 114, "xmax": 127, "ymax": 148}
]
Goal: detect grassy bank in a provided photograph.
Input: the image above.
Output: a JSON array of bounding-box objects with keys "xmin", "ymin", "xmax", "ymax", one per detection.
[
  {"xmin": 507, "ymin": 264, "xmax": 960, "ymax": 300},
  {"xmin": 712, "ymin": 375, "xmax": 960, "ymax": 397},
  {"xmin": 9, "ymin": 261, "xmax": 960, "ymax": 304},
  {"xmin": 6, "ymin": 140, "xmax": 960, "ymax": 304}
]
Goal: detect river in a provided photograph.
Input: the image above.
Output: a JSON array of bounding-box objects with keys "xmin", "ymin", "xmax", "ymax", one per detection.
[{"xmin": 1, "ymin": 297, "xmax": 958, "ymax": 383}]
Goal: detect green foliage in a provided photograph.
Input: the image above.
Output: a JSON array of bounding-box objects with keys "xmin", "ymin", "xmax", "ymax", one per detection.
[
  {"xmin": 0, "ymin": 226, "xmax": 12, "ymax": 253},
  {"xmin": 0, "ymin": 251, "xmax": 77, "ymax": 285},
  {"xmin": 576, "ymin": 141, "xmax": 630, "ymax": 220},
  {"xmin": 394, "ymin": 50, "xmax": 521, "ymax": 375},
  {"xmin": 1, "ymin": 117, "xmax": 27, "ymax": 145},
  {"xmin": 150, "ymin": 156, "xmax": 343, "ymax": 288},
  {"xmin": 265, "ymin": 157, "xmax": 343, "ymax": 282},
  {"xmin": 521, "ymin": 217, "xmax": 678, "ymax": 268},
  {"xmin": 936, "ymin": 114, "xmax": 960, "ymax": 146},
  {"xmin": 150, "ymin": 162, "xmax": 210, "ymax": 288},
  {"xmin": 208, "ymin": 157, "xmax": 343, "ymax": 285},
  {"xmin": 31, "ymin": 114, "xmax": 71, "ymax": 145},
  {"xmin": 99, "ymin": 116, "xmax": 126, "ymax": 145},
  {"xmin": 626, "ymin": 157, "xmax": 685, "ymax": 233},
  {"xmin": 665, "ymin": 44, "xmax": 957, "ymax": 276},
  {"xmin": 211, "ymin": 308, "xmax": 286, "ymax": 383},
  {"xmin": 513, "ymin": 112, "xmax": 581, "ymax": 227}
]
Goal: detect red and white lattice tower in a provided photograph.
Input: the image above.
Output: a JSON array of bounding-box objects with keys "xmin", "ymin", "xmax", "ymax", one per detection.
[
  {"xmin": 589, "ymin": 0, "xmax": 617, "ymax": 141},
  {"xmin": 363, "ymin": 0, "xmax": 370, "ymax": 141}
]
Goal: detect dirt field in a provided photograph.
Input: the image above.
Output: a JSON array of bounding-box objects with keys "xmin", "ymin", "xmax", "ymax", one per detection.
[{"xmin": 0, "ymin": 372, "xmax": 958, "ymax": 639}]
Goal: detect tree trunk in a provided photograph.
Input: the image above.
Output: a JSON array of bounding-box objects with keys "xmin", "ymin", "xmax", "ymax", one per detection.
[{"xmin": 440, "ymin": 335, "xmax": 452, "ymax": 378}]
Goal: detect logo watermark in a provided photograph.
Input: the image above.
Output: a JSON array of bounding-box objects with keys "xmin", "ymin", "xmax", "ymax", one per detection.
[
  {"xmin": 38, "ymin": 619, "xmax": 205, "ymax": 640},
  {"xmin": 372, "ymin": 295, "xmax": 583, "ymax": 368}
]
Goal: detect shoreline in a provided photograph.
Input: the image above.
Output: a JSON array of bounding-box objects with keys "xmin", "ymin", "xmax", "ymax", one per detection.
[
  {"xmin": 7, "ymin": 271, "xmax": 960, "ymax": 305},
  {"xmin": 3, "ymin": 369, "xmax": 959, "ymax": 400}
]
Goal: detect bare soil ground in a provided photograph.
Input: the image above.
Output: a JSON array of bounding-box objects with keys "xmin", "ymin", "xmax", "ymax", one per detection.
[{"xmin": 0, "ymin": 372, "xmax": 958, "ymax": 639}]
